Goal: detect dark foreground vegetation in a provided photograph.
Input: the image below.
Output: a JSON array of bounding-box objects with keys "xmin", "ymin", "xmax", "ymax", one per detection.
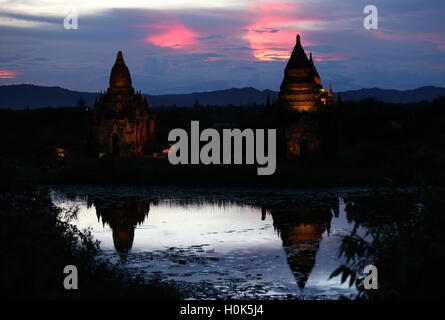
[
  {"xmin": 1, "ymin": 98, "xmax": 445, "ymax": 300},
  {"xmin": 332, "ymin": 187, "xmax": 445, "ymax": 299},
  {"xmin": 1, "ymin": 97, "xmax": 445, "ymax": 188},
  {"xmin": 0, "ymin": 183, "xmax": 180, "ymax": 299}
]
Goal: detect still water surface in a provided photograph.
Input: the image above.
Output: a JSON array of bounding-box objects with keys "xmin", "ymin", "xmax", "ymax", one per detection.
[{"xmin": 50, "ymin": 186, "xmax": 371, "ymax": 299}]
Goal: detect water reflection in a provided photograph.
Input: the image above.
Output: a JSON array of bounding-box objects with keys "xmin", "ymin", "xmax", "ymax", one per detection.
[
  {"xmin": 51, "ymin": 187, "xmax": 360, "ymax": 299},
  {"xmin": 87, "ymin": 197, "xmax": 153, "ymax": 262},
  {"xmin": 266, "ymin": 201, "xmax": 335, "ymax": 290}
]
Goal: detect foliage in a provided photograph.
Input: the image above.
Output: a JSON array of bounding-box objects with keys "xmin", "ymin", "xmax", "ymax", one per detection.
[
  {"xmin": 330, "ymin": 189, "xmax": 445, "ymax": 299},
  {"xmin": 0, "ymin": 186, "xmax": 181, "ymax": 299}
]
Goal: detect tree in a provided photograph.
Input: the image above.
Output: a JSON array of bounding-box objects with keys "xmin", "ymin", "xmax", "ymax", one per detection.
[
  {"xmin": 193, "ymin": 98, "xmax": 201, "ymax": 108},
  {"xmin": 266, "ymin": 93, "xmax": 271, "ymax": 109},
  {"xmin": 77, "ymin": 96, "xmax": 86, "ymax": 107}
]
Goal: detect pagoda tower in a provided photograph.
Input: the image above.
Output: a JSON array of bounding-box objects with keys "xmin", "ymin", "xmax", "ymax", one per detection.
[
  {"xmin": 276, "ymin": 35, "xmax": 334, "ymax": 158},
  {"xmin": 88, "ymin": 51, "xmax": 156, "ymax": 157}
]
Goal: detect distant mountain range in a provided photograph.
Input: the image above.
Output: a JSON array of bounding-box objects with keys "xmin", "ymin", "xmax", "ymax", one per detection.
[{"xmin": 1, "ymin": 84, "xmax": 445, "ymax": 109}]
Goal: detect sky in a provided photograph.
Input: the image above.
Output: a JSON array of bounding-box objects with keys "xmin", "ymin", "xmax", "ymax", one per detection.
[{"xmin": 0, "ymin": 0, "xmax": 444, "ymax": 94}]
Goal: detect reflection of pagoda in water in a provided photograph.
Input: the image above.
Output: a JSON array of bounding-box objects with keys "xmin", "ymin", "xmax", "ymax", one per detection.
[
  {"xmin": 87, "ymin": 197, "xmax": 152, "ymax": 262},
  {"xmin": 266, "ymin": 201, "xmax": 334, "ymax": 289}
]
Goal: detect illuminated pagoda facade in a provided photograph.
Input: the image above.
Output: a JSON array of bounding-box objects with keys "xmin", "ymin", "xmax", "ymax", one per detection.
[
  {"xmin": 88, "ymin": 51, "xmax": 156, "ymax": 157},
  {"xmin": 276, "ymin": 34, "xmax": 335, "ymax": 159}
]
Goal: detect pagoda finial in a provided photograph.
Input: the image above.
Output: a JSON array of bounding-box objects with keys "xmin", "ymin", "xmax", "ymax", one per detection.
[
  {"xmin": 116, "ymin": 51, "xmax": 124, "ymax": 64},
  {"xmin": 328, "ymin": 83, "xmax": 333, "ymax": 95},
  {"xmin": 296, "ymin": 34, "xmax": 301, "ymax": 45}
]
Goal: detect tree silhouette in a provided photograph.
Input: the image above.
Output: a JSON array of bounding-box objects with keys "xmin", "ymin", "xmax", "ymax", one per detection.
[
  {"xmin": 77, "ymin": 95, "xmax": 86, "ymax": 107},
  {"xmin": 193, "ymin": 98, "xmax": 201, "ymax": 108},
  {"xmin": 266, "ymin": 93, "xmax": 271, "ymax": 109}
]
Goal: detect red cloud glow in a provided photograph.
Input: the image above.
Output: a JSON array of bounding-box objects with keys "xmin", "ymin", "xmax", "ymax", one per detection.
[
  {"xmin": 145, "ymin": 21, "xmax": 198, "ymax": 49},
  {"xmin": 136, "ymin": 2, "xmax": 327, "ymax": 63},
  {"xmin": 373, "ymin": 30, "xmax": 445, "ymax": 52},
  {"xmin": 313, "ymin": 54, "xmax": 343, "ymax": 62},
  {"xmin": 0, "ymin": 70, "xmax": 19, "ymax": 79},
  {"xmin": 245, "ymin": 1, "xmax": 322, "ymax": 61}
]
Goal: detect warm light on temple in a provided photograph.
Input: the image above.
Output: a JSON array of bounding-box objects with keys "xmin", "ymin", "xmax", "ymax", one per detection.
[
  {"xmin": 56, "ymin": 147, "xmax": 65, "ymax": 158},
  {"xmin": 162, "ymin": 144, "xmax": 176, "ymax": 155}
]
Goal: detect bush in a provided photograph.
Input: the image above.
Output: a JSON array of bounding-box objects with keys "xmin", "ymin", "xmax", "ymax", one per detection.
[
  {"xmin": 331, "ymin": 188, "xmax": 445, "ymax": 299},
  {"xmin": 0, "ymin": 186, "xmax": 181, "ymax": 299}
]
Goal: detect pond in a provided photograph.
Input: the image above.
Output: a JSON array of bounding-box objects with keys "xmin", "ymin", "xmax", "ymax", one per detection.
[{"xmin": 50, "ymin": 186, "xmax": 373, "ymax": 299}]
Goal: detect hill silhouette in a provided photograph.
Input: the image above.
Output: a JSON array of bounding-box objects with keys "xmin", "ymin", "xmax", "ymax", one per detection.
[{"xmin": 1, "ymin": 84, "xmax": 444, "ymax": 109}]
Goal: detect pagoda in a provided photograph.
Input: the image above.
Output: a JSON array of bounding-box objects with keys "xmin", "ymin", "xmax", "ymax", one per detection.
[
  {"xmin": 277, "ymin": 34, "xmax": 334, "ymax": 158},
  {"xmin": 88, "ymin": 51, "xmax": 156, "ymax": 157}
]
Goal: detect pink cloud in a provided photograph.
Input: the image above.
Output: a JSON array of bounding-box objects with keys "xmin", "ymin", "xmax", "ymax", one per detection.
[
  {"xmin": 144, "ymin": 21, "xmax": 198, "ymax": 49},
  {"xmin": 135, "ymin": 11, "xmax": 251, "ymax": 61},
  {"xmin": 371, "ymin": 29, "xmax": 411, "ymax": 42},
  {"xmin": 313, "ymin": 54, "xmax": 343, "ymax": 62},
  {"xmin": 429, "ymin": 65, "xmax": 445, "ymax": 71},
  {"xmin": 244, "ymin": 1, "xmax": 322, "ymax": 61},
  {"xmin": 204, "ymin": 56, "xmax": 224, "ymax": 62},
  {"xmin": 134, "ymin": 3, "xmax": 329, "ymax": 63},
  {"xmin": 372, "ymin": 29, "xmax": 445, "ymax": 54},
  {"xmin": 0, "ymin": 70, "xmax": 19, "ymax": 78},
  {"xmin": 416, "ymin": 33, "xmax": 445, "ymax": 51}
]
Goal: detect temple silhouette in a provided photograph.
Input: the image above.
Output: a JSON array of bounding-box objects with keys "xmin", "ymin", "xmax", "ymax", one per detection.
[
  {"xmin": 274, "ymin": 34, "xmax": 337, "ymax": 159},
  {"xmin": 88, "ymin": 51, "xmax": 157, "ymax": 157}
]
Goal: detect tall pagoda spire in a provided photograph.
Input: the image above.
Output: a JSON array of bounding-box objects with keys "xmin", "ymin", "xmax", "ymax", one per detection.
[
  {"xmin": 279, "ymin": 34, "xmax": 324, "ymax": 112},
  {"xmin": 116, "ymin": 51, "xmax": 124, "ymax": 64},
  {"xmin": 310, "ymin": 52, "xmax": 321, "ymax": 87},
  {"xmin": 285, "ymin": 34, "xmax": 312, "ymax": 70}
]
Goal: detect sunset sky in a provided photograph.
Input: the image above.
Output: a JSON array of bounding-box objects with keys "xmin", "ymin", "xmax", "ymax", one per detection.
[{"xmin": 0, "ymin": 0, "xmax": 444, "ymax": 94}]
